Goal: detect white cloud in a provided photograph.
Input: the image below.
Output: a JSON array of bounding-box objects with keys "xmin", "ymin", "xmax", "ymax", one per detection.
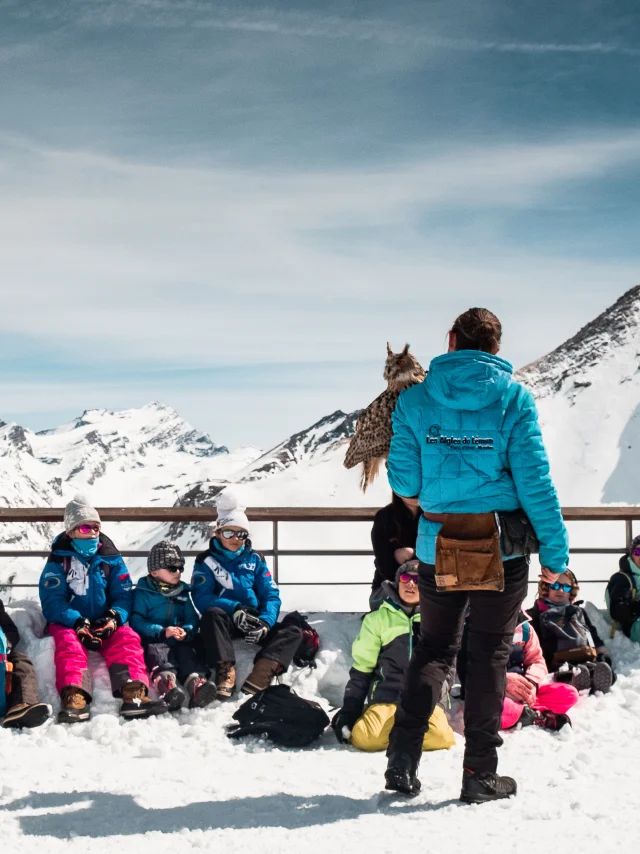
[{"xmin": 0, "ymin": 130, "xmax": 638, "ymax": 373}]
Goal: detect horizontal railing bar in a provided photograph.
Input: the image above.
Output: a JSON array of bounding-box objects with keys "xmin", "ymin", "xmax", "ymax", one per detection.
[
  {"xmin": 0, "ymin": 579, "xmax": 616, "ymax": 589},
  {"xmin": 0, "ymin": 506, "xmax": 637, "ymax": 523},
  {"xmin": 0, "ymin": 548, "xmax": 625, "ymax": 558}
]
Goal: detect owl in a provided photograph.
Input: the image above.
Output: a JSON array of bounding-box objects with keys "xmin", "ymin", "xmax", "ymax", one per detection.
[{"xmin": 344, "ymin": 343, "xmax": 426, "ymax": 491}]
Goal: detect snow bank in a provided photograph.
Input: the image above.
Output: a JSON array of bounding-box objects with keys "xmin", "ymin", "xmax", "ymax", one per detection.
[{"xmin": 2, "ymin": 603, "xmax": 640, "ymax": 853}]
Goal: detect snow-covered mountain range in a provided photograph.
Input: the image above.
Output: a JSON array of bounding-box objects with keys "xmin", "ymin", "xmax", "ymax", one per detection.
[{"xmin": 0, "ymin": 286, "xmax": 638, "ymax": 599}]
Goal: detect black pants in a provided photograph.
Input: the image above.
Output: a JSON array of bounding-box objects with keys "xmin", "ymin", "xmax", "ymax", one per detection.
[
  {"xmin": 144, "ymin": 639, "xmax": 209, "ymax": 685},
  {"xmin": 199, "ymin": 608, "xmax": 303, "ymax": 670},
  {"xmin": 389, "ymin": 556, "xmax": 529, "ymax": 774},
  {"xmin": 7, "ymin": 652, "xmax": 40, "ymax": 710}
]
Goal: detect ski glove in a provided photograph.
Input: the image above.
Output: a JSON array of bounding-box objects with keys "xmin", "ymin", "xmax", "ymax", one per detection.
[
  {"xmin": 244, "ymin": 619, "xmax": 270, "ymax": 644},
  {"xmin": 74, "ymin": 617, "xmax": 102, "ymax": 651},
  {"xmin": 233, "ymin": 607, "xmax": 262, "ymax": 634},
  {"xmin": 92, "ymin": 610, "xmax": 119, "ymax": 640},
  {"xmin": 331, "ymin": 708, "xmax": 359, "ymax": 744}
]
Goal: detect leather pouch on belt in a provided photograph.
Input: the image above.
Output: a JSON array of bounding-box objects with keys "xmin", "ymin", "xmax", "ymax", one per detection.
[
  {"xmin": 434, "ymin": 512, "xmax": 504, "ymax": 593},
  {"xmin": 552, "ymin": 646, "xmax": 597, "ymax": 667}
]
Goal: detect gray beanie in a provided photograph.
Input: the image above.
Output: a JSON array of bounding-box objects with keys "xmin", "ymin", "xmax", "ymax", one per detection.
[
  {"xmin": 148, "ymin": 540, "xmax": 185, "ymax": 573},
  {"xmin": 64, "ymin": 493, "xmax": 101, "ymax": 534},
  {"xmin": 395, "ymin": 559, "xmax": 420, "ymax": 586}
]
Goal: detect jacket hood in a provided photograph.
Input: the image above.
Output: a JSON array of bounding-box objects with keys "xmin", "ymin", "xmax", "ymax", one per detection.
[
  {"xmin": 51, "ymin": 531, "xmax": 120, "ymax": 558},
  {"xmin": 380, "ymin": 580, "xmax": 419, "ymax": 617},
  {"xmin": 620, "ymin": 555, "xmax": 640, "ymax": 579},
  {"xmin": 426, "ymin": 351, "xmax": 514, "ymax": 411}
]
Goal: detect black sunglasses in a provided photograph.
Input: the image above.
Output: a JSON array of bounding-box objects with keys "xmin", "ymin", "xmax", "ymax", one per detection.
[
  {"xmin": 219, "ymin": 529, "xmax": 249, "ymax": 541},
  {"xmin": 165, "ymin": 566, "xmax": 184, "ymax": 574}
]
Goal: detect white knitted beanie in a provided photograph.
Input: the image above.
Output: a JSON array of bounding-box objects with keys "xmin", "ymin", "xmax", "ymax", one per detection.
[
  {"xmin": 64, "ymin": 493, "xmax": 101, "ymax": 533},
  {"xmin": 215, "ymin": 491, "xmax": 250, "ymax": 532}
]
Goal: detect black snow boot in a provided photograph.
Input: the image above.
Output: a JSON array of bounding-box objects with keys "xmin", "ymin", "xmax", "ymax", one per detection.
[
  {"xmin": 120, "ymin": 681, "xmax": 169, "ymax": 720},
  {"xmin": 589, "ymin": 661, "xmax": 613, "ymax": 695},
  {"xmin": 384, "ymin": 751, "xmax": 421, "ymax": 797},
  {"xmin": 153, "ymin": 671, "xmax": 187, "ymax": 712},
  {"xmin": 2, "ymin": 702, "xmax": 51, "ymax": 729},
  {"xmin": 460, "ymin": 769, "xmax": 517, "ymax": 804},
  {"xmin": 535, "ymin": 710, "xmax": 571, "ymax": 732}
]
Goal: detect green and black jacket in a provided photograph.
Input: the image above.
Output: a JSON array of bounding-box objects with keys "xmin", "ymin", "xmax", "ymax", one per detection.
[{"xmin": 341, "ymin": 582, "xmax": 420, "ymax": 719}]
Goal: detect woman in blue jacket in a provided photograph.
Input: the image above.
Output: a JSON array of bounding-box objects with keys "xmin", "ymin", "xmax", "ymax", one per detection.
[
  {"xmin": 191, "ymin": 493, "xmax": 302, "ymax": 698},
  {"xmin": 384, "ymin": 308, "xmax": 568, "ymax": 803}
]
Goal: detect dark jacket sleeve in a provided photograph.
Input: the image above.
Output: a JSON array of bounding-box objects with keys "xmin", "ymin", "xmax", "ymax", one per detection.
[
  {"xmin": 0, "ymin": 600, "xmax": 20, "ymax": 651},
  {"xmin": 528, "ymin": 602, "xmax": 554, "ymax": 668},
  {"xmin": 607, "ymin": 572, "xmax": 639, "ymax": 634},
  {"xmin": 582, "ymin": 608, "xmax": 607, "ymax": 651},
  {"xmin": 371, "ymin": 509, "xmax": 399, "ymax": 590}
]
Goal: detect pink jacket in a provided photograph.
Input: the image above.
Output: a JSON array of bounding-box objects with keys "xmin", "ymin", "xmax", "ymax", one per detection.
[{"xmin": 511, "ymin": 616, "xmax": 549, "ymax": 686}]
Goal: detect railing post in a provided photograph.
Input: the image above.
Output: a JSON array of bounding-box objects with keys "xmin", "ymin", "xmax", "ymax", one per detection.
[
  {"xmin": 272, "ymin": 520, "xmax": 279, "ymax": 585},
  {"xmin": 626, "ymin": 518, "xmax": 634, "ymax": 552}
]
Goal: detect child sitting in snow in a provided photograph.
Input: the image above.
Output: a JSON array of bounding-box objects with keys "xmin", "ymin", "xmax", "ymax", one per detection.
[
  {"xmin": 529, "ymin": 569, "xmax": 616, "ymax": 694},
  {"xmin": 0, "ymin": 599, "xmax": 51, "ymax": 729},
  {"xmin": 192, "ymin": 492, "xmax": 303, "ymax": 697},
  {"xmin": 39, "ymin": 494, "xmax": 169, "ymax": 723},
  {"xmin": 332, "ymin": 560, "xmax": 455, "ymax": 752},
  {"xmin": 131, "ymin": 541, "xmax": 217, "ymax": 710},
  {"xmin": 500, "ymin": 612, "xmax": 577, "ymax": 731}
]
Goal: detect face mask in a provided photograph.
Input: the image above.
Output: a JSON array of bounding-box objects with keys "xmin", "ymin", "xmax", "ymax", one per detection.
[
  {"xmin": 214, "ymin": 539, "xmax": 245, "ymax": 559},
  {"xmin": 71, "ymin": 537, "xmax": 100, "ymax": 558}
]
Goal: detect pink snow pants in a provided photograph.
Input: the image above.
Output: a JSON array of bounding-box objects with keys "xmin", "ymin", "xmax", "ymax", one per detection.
[
  {"xmin": 501, "ymin": 682, "xmax": 579, "ymax": 730},
  {"xmin": 49, "ymin": 624, "xmax": 149, "ymax": 700}
]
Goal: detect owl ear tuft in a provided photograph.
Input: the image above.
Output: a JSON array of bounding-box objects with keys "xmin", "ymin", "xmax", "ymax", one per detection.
[
  {"xmin": 401, "ymin": 343, "xmax": 410, "ymax": 356},
  {"xmin": 386, "ymin": 342, "xmax": 393, "ymax": 356}
]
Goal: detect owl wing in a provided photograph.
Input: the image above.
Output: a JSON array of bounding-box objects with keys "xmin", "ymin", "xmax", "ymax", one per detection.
[{"xmin": 343, "ymin": 389, "xmax": 399, "ymax": 468}]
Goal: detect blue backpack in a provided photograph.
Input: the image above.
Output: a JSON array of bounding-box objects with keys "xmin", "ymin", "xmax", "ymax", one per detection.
[{"xmin": 0, "ymin": 627, "xmax": 8, "ymax": 717}]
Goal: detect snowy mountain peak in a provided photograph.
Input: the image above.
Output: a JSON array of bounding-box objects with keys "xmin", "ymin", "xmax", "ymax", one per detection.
[
  {"xmin": 517, "ymin": 284, "xmax": 640, "ymax": 399},
  {"xmin": 240, "ymin": 409, "xmax": 362, "ymax": 482}
]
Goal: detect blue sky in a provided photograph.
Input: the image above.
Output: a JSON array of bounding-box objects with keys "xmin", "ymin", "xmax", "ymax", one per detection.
[{"xmin": 0, "ymin": 0, "xmax": 639, "ymax": 448}]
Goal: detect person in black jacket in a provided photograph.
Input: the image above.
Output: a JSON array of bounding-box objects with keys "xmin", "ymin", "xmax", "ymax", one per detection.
[
  {"xmin": 370, "ymin": 492, "xmax": 419, "ymax": 609},
  {"xmin": 0, "ymin": 600, "xmax": 51, "ymax": 728},
  {"xmin": 529, "ymin": 569, "xmax": 615, "ymax": 695},
  {"xmin": 606, "ymin": 535, "xmax": 640, "ymax": 642}
]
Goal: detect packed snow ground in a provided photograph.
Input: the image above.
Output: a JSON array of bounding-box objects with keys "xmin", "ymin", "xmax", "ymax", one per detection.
[{"xmin": 2, "ymin": 601, "xmax": 640, "ymax": 854}]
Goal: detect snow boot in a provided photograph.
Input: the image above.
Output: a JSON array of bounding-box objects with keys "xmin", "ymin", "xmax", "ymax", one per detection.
[
  {"xmin": 241, "ymin": 658, "xmax": 282, "ymax": 695},
  {"xmin": 384, "ymin": 750, "xmax": 422, "ymax": 797},
  {"xmin": 120, "ymin": 680, "xmax": 169, "ymax": 719},
  {"xmin": 534, "ymin": 710, "xmax": 571, "ymax": 732},
  {"xmin": 58, "ymin": 687, "xmax": 90, "ymax": 724},
  {"xmin": 153, "ymin": 671, "xmax": 186, "ymax": 712},
  {"xmin": 2, "ymin": 702, "xmax": 51, "ymax": 729},
  {"xmin": 186, "ymin": 675, "xmax": 218, "ymax": 709},
  {"xmin": 590, "ymin": 661, "xmax": 613, "ymax": 694},
  {"xmin": 569, "ymin": 664, "xmax": 591, "ymax": 692},
  {"xmin": 517, "ymin": 706, "xmax": 537, "ymax": 728},
  {"xmin": 215, "ymin": 662, "xmax": 236, "ymax": 700},
  {"xmin": 460, "ymin": 769, "xmax": 517, "ymax": 804}
]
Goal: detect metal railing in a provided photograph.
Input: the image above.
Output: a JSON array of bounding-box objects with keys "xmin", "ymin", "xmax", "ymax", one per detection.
[{"xmin": 0, "ymin": 506, "xmax": 636, "ymax": 589}]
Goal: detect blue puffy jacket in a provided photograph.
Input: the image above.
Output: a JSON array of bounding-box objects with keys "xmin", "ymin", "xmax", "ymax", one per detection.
[
  {"xmin": 191, "ymin": 538, "xmax": 281, "ymax": 628},
  {"xmin": 388, "ymin": 350, "xmax": 569, "ymax": 572},
  {"xmin": 39, "ymin": 533, "xmax": 134, "ymax": 627},
  {"xmin": 131, "ymin": 576, "xmax": 200, "ymax": 643}
]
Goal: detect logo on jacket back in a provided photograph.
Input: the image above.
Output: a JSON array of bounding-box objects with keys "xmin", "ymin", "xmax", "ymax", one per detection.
[
  {"xmin": 204, "ymin": 556, "xmax": 234, "ymax": 590},
  {"xmin": 426, "ymin": 429, "xmax": 494, "ymax": 449}
]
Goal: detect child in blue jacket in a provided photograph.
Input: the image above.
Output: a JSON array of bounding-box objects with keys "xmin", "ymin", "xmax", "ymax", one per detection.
[
  {"xmin": 131, "ymin": 541, "xmax": 217, "ymax": 710},
  {"xmin": 192, "ymin": 493, "xmax": 303, "ymax": 697},
  {"xmin": 39, "ymin": 494, "xmax": 168, "ymax": 723}
]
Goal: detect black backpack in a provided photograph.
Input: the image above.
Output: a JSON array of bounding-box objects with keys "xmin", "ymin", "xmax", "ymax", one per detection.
[
  {"xmin": 227, "ymin": 685, "xmax": 330, "ymax": 748},
  {"xmin": 280, "ymin": 611, "xmax": 320, "ymax": 669}
]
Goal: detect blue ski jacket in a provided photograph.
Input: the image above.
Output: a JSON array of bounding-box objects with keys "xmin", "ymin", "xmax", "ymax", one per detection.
[
  {"xmin": 191, "ymin": 538, "xmax": 281, "ymax": 628},
  {"xmin": 131, "ymin": 576, "xmax": 200, "ymax": 643},
  {"xmin": 388, "ymin": 350, "xmax": 569, "ymax": 572},
  {"xmin": 39, "ymin": 533, "xmax": 134, "ymax": 627}
]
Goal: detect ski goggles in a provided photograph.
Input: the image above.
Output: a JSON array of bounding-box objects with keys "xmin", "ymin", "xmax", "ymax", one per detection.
[
  {"xmin": 219, "ymin": 529, "xmax": 249, "ymax": 541},
  {"xmin": 549, "ymin": 582, "xmax": 572, "ymax": 593},
  {"xmin": 165, "ymin": 565, "xmax": 184, "ymax": 574},
  {"xmin": 398, "ymin": 572, "xmax": 419, "ymax": 584},
  {"xmin": 76, "ymin": 524, "xmax": 100, "ymax": 535}
]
